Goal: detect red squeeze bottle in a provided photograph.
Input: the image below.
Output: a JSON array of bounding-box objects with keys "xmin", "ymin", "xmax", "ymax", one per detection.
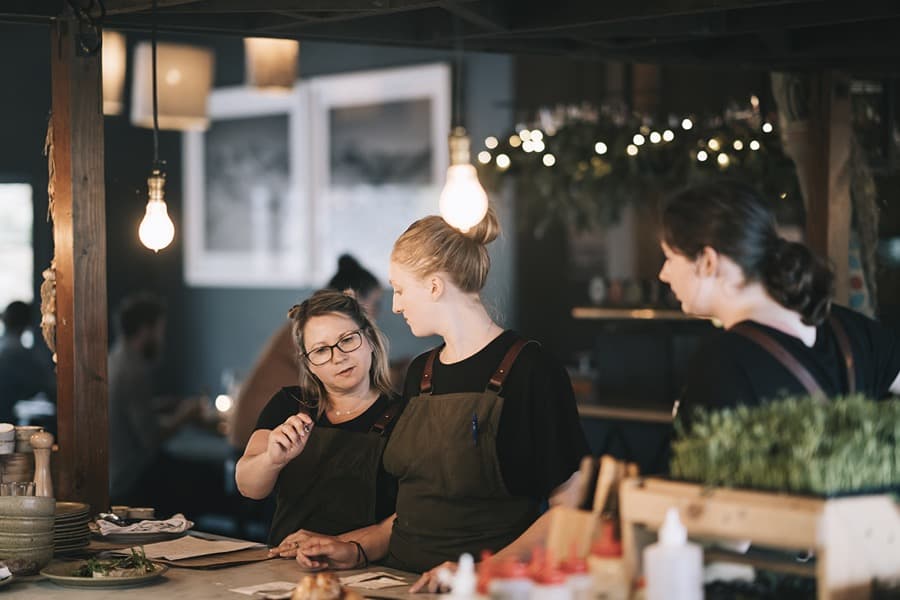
[
  {"xmin": 478, "ymin": 550, "xmax": 495, "ymax": 595},
  {"xmin": 591, "ymin": 519, "xmax": 623, "ymax": 558}
]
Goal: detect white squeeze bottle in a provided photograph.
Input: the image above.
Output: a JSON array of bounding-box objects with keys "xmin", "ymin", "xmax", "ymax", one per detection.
[
  {"xmin": 643, "ymin": 508, "xmax": 703, "ymax": 600},
  {"xmin": 449, "ymin": 553, "xmax": 478, "ymax": 599}
]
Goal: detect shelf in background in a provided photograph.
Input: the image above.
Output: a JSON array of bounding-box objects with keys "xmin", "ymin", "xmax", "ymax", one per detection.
[
  {"xmin": 571, "ymin": 307, "xmax": 701, "ymax": 321},
  {"xmin": 578, "ymin": 403, "xmax": 673, "ymax": 424}
]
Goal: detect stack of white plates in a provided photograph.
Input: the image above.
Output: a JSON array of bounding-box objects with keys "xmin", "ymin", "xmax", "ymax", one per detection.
[
  {"xmin": 0, "ymin": 454, "xmax": 34, "ymax": 484},
  {"xmin": 54, "ymin": 501, "xmax": 90, "ymax": 555}
]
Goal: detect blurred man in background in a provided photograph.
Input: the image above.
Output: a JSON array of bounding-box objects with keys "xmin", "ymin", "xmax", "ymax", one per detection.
[{"xmin": 0, "ymin": 301, "xmax": 55, "ymax": 426}]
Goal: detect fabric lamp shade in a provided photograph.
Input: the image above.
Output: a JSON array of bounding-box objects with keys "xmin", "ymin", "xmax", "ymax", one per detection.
[
  {"xmin": 130, "ymin": 41, "xmax": 214, "ymax": 131},
  {"xmin": 244, "ymin": 37, "xmax": 299, "ymax": 89},
  {"xmin": 102, "ymin": 30, "xmax": 126, "ymax": 115}
]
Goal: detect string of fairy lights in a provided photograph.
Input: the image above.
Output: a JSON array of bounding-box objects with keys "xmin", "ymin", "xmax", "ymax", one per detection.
[
  {"xmin": 473, "ymin": 97, "xmax": 801, "ymax": 231},
  {"xmin": 476, "ymin": 117, "xmax": 777, "ymax": 173}
]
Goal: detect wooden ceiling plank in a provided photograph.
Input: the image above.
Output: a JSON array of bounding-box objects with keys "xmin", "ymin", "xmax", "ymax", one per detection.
[
  {"xmin": 0, "ymin": 1, "xmax": 59, "ymax": 19},
  {"xmin": 104, "ymin": 0, "xmax": 204, "ymax": 16},
  {"xmin": 503, "ymin": 0, "xmax": 822, "ymax": 33},
  {"xmin": 161, "ymin": 0, "xmax": 437, "ymax": 13},
  {"xmin": 254, "ymin": 2, "xmax": 443, "ymax": 33},
  {"xmin": 462, "ymin": 1, "xmax": 900, "ymax": 43}
]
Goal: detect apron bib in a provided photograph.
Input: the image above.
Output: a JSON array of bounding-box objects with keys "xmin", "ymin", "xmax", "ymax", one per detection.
[
  {"xmin": 383, "ymin": 339, "xmax": 539, "ymax": 572},
  {"xmin": 268, "ymin": 401, "xmax": 400, "ymax": 546}
]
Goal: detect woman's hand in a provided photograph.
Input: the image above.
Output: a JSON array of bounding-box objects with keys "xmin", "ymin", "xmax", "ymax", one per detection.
[
  {"xmin": 266, "ymin": 412, "xmax": 314, "ymax": 466},
  {"xmin": 409, "ymin": 561, "xmax": 456, "ymax": 593},
  {"xmin": 295, "ymin": 536, "xmax": 361, "ymax": 570},
  {"xmin": 269, "ymin": 529, "xmax": 327, "ymax": 558}
]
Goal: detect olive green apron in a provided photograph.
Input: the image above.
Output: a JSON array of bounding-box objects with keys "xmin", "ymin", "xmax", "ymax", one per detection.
[
  {"xmin": 268, "ymin": 401, "xmax": 401, "ymax": 546},
  {"xmin": 382, "ymin": 339, "xmax": 539, "ymax": 572}
]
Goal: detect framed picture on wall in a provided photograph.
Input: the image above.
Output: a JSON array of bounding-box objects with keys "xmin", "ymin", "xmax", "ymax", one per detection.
[
  {"xmin": 308, "ymin": 63, "xmax": 450, "ymax": 283},
  {"xmin": 183, "ymin": 86, "xmax": 311, "ymax": 287}
]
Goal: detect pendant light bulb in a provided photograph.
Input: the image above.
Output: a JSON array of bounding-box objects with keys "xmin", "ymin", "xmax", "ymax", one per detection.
[
  {"xmin": 139, "ymin": 169, "xmax": 175, "ymax": 252},
  {"xmin": 439, "ymin": 127, "xmax": 488, "ymax": 233}
]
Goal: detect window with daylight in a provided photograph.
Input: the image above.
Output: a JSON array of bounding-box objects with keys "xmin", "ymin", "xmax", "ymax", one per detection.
[{"xmin": 0, "ymin": 183, "xmax": 34, "ymax": 333}]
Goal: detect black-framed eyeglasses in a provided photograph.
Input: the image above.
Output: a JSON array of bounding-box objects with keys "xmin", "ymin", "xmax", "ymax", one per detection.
[{"xmin": 304, "ymin": 330, "xmax": 364, "ymax": 366}]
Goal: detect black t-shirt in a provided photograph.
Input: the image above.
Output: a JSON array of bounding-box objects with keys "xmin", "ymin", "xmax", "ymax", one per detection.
[
  {"xmin": 256, "ymin": 387, "xmax": 400, "ymax": 521},
  {"xmin": 679, "ymin": 305, "xmax": 900, "ymax": 417},
  {"xmin": 402, "ymin": 330, "xmax": 591, "ymax": 500}
]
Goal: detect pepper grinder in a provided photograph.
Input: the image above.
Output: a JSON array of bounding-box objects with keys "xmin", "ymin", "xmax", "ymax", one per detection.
[{"xmin": 30, "ymin": 431, "xmax": 54, "ymax": 498}]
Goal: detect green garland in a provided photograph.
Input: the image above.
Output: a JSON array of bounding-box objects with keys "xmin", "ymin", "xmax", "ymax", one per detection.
[
  {"xmin": 476, "ymin": 105, "xmax": 803, "ymax": 235},
  {"xmin": 671, "ymin": 395, "xmax": 900, "ymax": 496}
]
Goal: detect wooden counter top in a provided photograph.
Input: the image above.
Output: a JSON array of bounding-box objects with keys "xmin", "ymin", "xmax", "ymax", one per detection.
[{"xmin": 11, "ymin": 551, "xmax": 432, "ymax": 599}]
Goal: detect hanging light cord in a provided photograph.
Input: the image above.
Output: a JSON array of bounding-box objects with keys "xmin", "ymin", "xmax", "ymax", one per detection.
[
  {"xmin": 151, "ymin": 0, "xmax": 160, "ymax": 169},
  {"xmin": 452, "ymin": 15, "xmax": 463, "ymax": 129}
]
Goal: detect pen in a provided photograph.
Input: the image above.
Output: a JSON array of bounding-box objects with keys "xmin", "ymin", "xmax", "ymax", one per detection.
[{"xmin": 471, "ymin": 412, "xmax": 479, "ymax": 447}]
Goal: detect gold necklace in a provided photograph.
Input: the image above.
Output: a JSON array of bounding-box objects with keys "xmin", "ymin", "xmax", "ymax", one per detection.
[
  {"xmin": 330, "ymin": 393, "xmax": 374, "ymax": 417},
  {"xmin": 331, "ymin": 403, "xmax": 366, "ymax": 417}
]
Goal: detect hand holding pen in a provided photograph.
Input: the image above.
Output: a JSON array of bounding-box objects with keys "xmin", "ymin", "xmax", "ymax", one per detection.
[{"xmin": 267, "ymin": 412, "xmax": 314, "ymax": 466}]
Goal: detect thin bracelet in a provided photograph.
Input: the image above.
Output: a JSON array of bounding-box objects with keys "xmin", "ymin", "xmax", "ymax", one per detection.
[{"xmin": 349, "ymin": 540, "xmax": 369, "ymax": 568}]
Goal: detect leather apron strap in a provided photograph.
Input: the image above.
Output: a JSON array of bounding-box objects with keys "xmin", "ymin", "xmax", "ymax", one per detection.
[
  {"xmin": 487, "ymin": 338, "xmax": 532, "ymax": 393},
  {"xmin": 828, "ymin": 314, "xmax": 856, "ymax": 394},
  {"xmin": 420, "ymin": 338, "xmax": 536, "ymax": 395},
  {"xmin": 730, "ymin": 317, "xmax": 856, "ymax": 399}
]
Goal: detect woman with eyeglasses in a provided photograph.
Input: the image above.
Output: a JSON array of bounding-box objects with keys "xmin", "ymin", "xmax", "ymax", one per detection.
[
  {"xmin": 229, "ymin": 255, "xmax": 384, "ymax": 451},
  {"xmin": 235, "ymin": 289, "xmax": 402, "ymax": 552}
]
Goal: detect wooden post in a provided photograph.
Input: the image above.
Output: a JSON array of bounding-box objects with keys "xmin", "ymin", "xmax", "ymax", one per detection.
[
  {"xmin": 804, "ymin": 71, "xmax": 853, "ymax": 305},
  {"xmin": 50, "ymin": 17, "xmax": 109, "ymax": 514}
]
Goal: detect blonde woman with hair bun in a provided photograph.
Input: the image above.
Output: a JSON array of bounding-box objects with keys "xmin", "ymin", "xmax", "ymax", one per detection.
[{"xmin": 290, "ymin": 209, "xmax": 590, "ymax": 589}]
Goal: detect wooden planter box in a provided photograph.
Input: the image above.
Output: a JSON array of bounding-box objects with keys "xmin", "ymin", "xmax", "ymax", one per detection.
[{"xmin": 619, "ymin": 477, "xmax": 900, "ymax": 600}]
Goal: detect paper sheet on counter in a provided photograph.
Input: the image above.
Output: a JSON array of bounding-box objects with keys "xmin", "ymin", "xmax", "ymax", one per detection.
[
  {"xmin": 341, "ymin": 571, "xmax": 409, "ymax": 589},
  {"xmin": 230, "ymin": 580, "xmax": 296, "ymax": 599},
  {"xmin": 119, "ymin": 536, "xmax": 263, "ymax": 560}
]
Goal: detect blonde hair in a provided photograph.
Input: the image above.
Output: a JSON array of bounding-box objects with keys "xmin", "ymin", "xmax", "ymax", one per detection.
[
  {"xmin": 391, "ymin": 207, "xmax": 500, "ymax": 293},
  {"xmin": 287, "ymin": 289, "xmax": 393, "ymax": 418}
]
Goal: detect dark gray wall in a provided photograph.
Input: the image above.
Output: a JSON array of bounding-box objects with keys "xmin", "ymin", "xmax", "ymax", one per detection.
[{"xmin": 0, "ymin": 24, "xmax": 515, "ymax": 397}]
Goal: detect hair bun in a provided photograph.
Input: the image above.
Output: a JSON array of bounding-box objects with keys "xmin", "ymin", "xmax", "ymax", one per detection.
[
  {"xmin": 460, "ymin": 206, "xmax": 500, "ymax": 246},
  {"xmin": 337, "ymin": 254, "xmax": 362, "ymax": 272},
  {"xmin": 762, "ymin": 239, "xmax": 833, "ymax": 326}
]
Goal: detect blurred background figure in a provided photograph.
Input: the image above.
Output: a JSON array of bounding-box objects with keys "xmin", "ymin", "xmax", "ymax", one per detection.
[
  {"xmin": 108, "ymin": 293, "xmax": 208, "ymax": 503},
  {"xmin": 228, "ymin": 254, "xmax": 383, "ymax": 449},
  {"xmin": 0, "ymin": 300, "xmax": 56, "ymax": 428}
]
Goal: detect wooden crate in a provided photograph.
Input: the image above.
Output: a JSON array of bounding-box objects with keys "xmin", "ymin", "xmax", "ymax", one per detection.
[{"xmin": 619, "ymin": 477, "xmax": 900, "ymax": 600}]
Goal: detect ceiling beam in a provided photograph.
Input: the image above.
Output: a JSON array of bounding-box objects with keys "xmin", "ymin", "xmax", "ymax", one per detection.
[
  {"xmin": 436, "ymin": 0, "xmax": 509, "ymax": 33},
  {"xmin": 104, "ymin": 0, "xmax": 203, "ymax": 16},
  {"xmin": 504, "ymin": 0, "xmax": 822, "ymax": 34},
  {"xmin": 162, "ymin": 0, "xmax": 439, "ymax": 13},
  {"xmin": 481, "ymin": 1, "xmax": 900, "ymax": 42}
]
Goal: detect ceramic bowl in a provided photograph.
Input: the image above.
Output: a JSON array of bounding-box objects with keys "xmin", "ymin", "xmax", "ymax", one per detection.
[
  {"xmin": 0, "ymin": 497, "xmax": 56, "ymax": 518},
  {"xmin": 0, "ymin": 424, "xmax": 14, "ymax": 443},
  {"xmin": 0, "ymin": 543, "xmax": 54, "ymax": 575},
  {"xmin": 0, "ymin": 441, "xmax": 14, "ymax": 455},
  {"xmin": 0, "ymin": 532, "xmax": 54, "ymax": 547},
  {"xmin": 13, "ymin": 427, "xmax": 42, "ymax": 454},
  {"xmin": 0, "ymin": 516, "xmax": 55, "ymax": 532},
  {"xmin": 127, "ymin": 507, "xmax": 155, "ymax": 520}
]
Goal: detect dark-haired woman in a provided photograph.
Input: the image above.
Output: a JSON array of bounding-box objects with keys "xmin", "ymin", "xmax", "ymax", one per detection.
[
  {"xmin": 659, "ymin": 180, "xmax": 900, "ymax": 414},
  {"xmin": 235, "ymin": 289, "xmax": 402, "ymax": 551},
  {"xmin": 229, "ymin": 255, "xmax": 384, "ymax": 449}
]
